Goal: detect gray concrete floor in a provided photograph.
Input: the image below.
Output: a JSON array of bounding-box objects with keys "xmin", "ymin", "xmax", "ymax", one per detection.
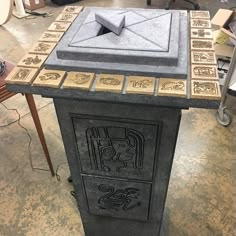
[{"xmin": 0, "ymin": 0, "xmax": 235, "ymax": 235}]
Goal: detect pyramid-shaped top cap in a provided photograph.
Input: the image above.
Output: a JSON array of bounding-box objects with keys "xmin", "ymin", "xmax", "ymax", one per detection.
[{"xmin": 95, "ymin": 12, "xmax": 125, "ymax": 35}]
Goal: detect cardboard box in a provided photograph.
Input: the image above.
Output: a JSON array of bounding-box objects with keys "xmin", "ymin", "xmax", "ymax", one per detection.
[
  {"xmin": 23, "ymin": 0, "xmax": 45, "ymax": 10},
  {"xmin": 211, "ymin": 9, "xmax": 234, "ymax": 30},
  {"xmin": 214, "ymin": 44, "xmax": 234, "ymax": 58}
]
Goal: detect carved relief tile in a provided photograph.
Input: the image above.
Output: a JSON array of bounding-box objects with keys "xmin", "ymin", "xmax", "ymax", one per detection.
[
  {"xmin": 95, "ymin": 74, "xmax": 124, "ymax": 93},
  {"xmin": 48, "ymin": 22, "xmax": 71, "ymax": 32},
  {"xmin": 191, "ymin": 51, "xmax": 217, "ymax": 65},
  {"xmin": 157, "ymin": 78, "xmax": 187, "ymax": 97},
  {"xmin": 38, "ymin": 31, "xmax": 64, "ymax": 43},
  {"xmin": 63, "ymin": 72, "xmax": 95, "ymax": 90},
  {"xmin": 190, "ymin": 19, "xmax": 211, "ymax": 28},
  {"xmin": 29, "ymin": 42, "xmax": 57, "ymax": 55},
  {"xmin": 191, "ymin": 65, "xmax": 219, "ymax": 80},
  {"xmin": 5, "ymin": 67, "xmax": 38, "ymax": 85},
  {"xmin": 191, "ymin": 80, "xmax": 221, "ymax": 100},
  {"xmin": 33, "ymin": 69, "xmax": 66, "ymax": 88},
  {"xmin": 62, "ymin": 6, "xmax": 83, "ymax": 14},
  {"xmin": 190, "ymin": 11, "xmax": 210, "ymax": 19},
  {"xmin": 55, "ymin": 13, "xmax": 77, "ymax": 22},
  {"xmin": 191, "ymin": 39, "xmax": 214, "ymax": 51},
  {"xmin": 126, "ymin": 76, "xmax": 155, "ymax": 95},
  {"xmin": 17, "ymin": 54, "xmax": 48, "ymax": 68},
  {"xmin": 191, "ymin": 28, "xmax": 213, "ymax": 39}
]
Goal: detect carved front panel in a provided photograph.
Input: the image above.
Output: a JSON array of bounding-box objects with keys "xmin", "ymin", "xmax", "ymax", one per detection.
[
  {"xmin": 72, "ymin": 116, "xmax": 160, "ymax": 181},
  {"xmin": 83, "ymin": 176, "xmax": 151, "ymax": 221}
]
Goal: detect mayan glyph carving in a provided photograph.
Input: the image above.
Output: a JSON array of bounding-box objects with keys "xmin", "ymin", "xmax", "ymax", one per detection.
[
  {"xmin": 55, "ymin": 13, "xmax": 77, "ymax": 22},
  {"xmin": 191, "ymin": 65, "xmax": 218, "ymax": 80},
  {"xmin": 190, "ymin": 11, "xmax": 210, "ymax": 19},
  {"xmin": 191, "ymin": 52, "xmax": 216, "ymax": 64},
  {"xmin": 191, "ymin": 19, "xmax": 211, "ymax": 28},
  {"xmin": 191, "ymin": 39, "xmax": 214, "ymax": 51},
  {"xmin": 191, "ymin": 29, "xmax": 213, "ymax": 39}
]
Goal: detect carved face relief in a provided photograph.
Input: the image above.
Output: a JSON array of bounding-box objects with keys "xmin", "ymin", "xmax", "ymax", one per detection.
[
  {"xmin": 23, "ymin": 55, "xmax": 42, "ymax": 65},
  {"xmin": 161, "ymin": 81, "xmax": 185, "ymax": 91},
  {"xmin": 12, "ymin": 68, "xmax": 31, "ymax": 80},
  {"xmin": 193, "ymin": 81, "xmax": 219, "ymax": 95},
  {"xmin": 71, "ymin": 73, "xmax": 90, "ymax": 84},
  {"xmin": 99, "ymin": 77, "xmax": 121, "ymax": 86},
  {"xmin": 39, "ymin": 73, "xmax": 61, "ymax": 81},
  {"xmin": 130, "ymin": 79, "xmax": 152, "ymax": 88}
]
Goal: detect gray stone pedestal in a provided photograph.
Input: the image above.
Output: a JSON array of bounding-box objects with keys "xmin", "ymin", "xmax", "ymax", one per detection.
[{"xmin": 54, "ymin": 98, "xmax": 181, "ymax": 236}]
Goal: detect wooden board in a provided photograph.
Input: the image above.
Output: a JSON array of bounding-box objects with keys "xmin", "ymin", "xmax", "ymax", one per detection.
[
  {"xmin": 126, "ymin": 76, "xmax": 155, "ymax": 95},
  {"xmin": 191, "ymin": 80, "xmax": 221, "ymax": 100},
  {"xmin": 191, "ymin": 39, "xmax": 214, "ymax": 51},
  {"xmin": 191, "ymin": 28, "xmax": 213, "ymax": 39},
  {"xmin": 191, "ymin": 19, "xmax": 211, "ymax": 29},
  {"xmin": 63, "ymin": 72, "xmax": 95, "ymax": 90},
  {"xmin": 29, "ymin": 42, "xmax": 57, "ymax": 55},
  {"xmin": 33, "ymin": 69, "xmax": 66, "ymax": 88},
  {"xmin": 191, "ymin": 65, "xmax": 219, "ymax": 80},
  {"xmin": 48, "ymin": 22, "xmax": 71, "ymax": 32},
  {"xmin": 191, "ymin": 51, "xmax": 217, "ymax": 65},
  {"xmin": 62, "ymin": 6, "xmax": 83, "ymax": 14},
  {"xmin": 0, "ymin": 0, "xmax": 13, "ymax": 25},
  {"xmin": 157, "ymin": 78, "xmax": 187, "ymax": 97},
  {"xmin": 55, "ymin": 13, "xmax": 77, "ymax": 22},
  {"xmin": 190, "ymin": 11, "xmax": 210, "ymax": 19},
  {"xmin": 38, "ymin": 31, "xmax": 64, "ymax": 43},
  {"xmin": 95, "ymin": 74, "xmax": 124, "ymax": 93},
  {"xmin": 17, "ymin": 54, "xmax": 48, "ymax": 68},
  {"xmin": 5, "ymin": 67, "xmax": 38, "ymax": 85}
]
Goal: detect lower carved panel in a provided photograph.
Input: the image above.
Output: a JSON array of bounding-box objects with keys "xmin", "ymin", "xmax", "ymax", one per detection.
[{"xmin": 83, "ymin": 176, "xmax": 152, "ymax": 221}]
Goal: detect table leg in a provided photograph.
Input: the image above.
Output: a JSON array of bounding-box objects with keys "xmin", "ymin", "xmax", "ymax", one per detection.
[{"xmin": 25, "ymin": 93, "xmax": 55, "ymax": 176}]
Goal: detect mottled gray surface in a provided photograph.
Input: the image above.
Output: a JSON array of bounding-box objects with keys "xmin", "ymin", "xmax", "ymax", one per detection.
[{"xmin": 46, "ymin": 7, "xmax": 187, "ymax": 77}]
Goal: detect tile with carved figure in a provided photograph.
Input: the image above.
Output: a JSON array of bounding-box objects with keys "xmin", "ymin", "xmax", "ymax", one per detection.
[
  {"xmin": 5, "ymin": 67, "xmax": 38, "ymax": 85},
  {"xmin": 17, "ymin": 54, "xmax": 48, "ymax": 69},
  {"xmin": 126, "ymin": 76, "xmax": 155, "ymax": 95},
  {"xmin": 63, "ymin": 72, "xmax": 95, "ymax": 90},
  {"xmin": 191, "ymin": 80, "xmax": 221, "ymax": 100},
  {"xmin": 29, "ymin": 42, "xmax": 57, "ymax": 55},
  {"xmin": 38, "ymin": 31, "xmax": 64, "ymax": 43},
  {"xmin": 48, "ymin": 22, "xmax": 71, "ymax": 32},
  {"xmin": 190, "ymin": 11, "xmax": 210, "ymax": 19},
  {"xmin": 191, "ymin": 51, "xmax": 217, "ymax": 65},
  {"xmin": 62, "ymin": 6, "xmax": 83, "ymax": 14},
  {"xmin": 191, "ymin": 39, "xmax": 214, "ymax": 51},
  {"xmin": 191, "ymin": 28, "xmax": 213, "ymax": 39},
  {"xmin": 191, "ymin": 65, "xmax": 219, "ymax": 80},
  {"xmin": 55, "ymin": 13, "xmax": 77, "ymax": 22},
  {"xmin": 157, "ymin": 78, "xmax": 187, "ymax": 97},
  {"xmin": 33, "ymin": 69, "xmax": 66, "ymax": 88},
  {"xmin": 95, "ymin": 74, "xmax": 124, "ymax": 93},
  {"xmin": 190, "ymin": 19, "xmax": 211, "ymax": 28}
]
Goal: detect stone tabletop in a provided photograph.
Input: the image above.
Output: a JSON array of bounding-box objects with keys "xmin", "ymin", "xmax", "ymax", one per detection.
[{"xmin": 5, "ymin": 6, "xmax": 221, "ymax": 109}]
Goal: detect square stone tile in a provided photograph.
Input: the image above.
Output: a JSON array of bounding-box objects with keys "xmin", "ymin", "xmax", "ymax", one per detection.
[
  {"xmin": 95, "ymin": 74, "xmax": 124, "ymax": 93},
  {"xmin": 190, "ymin": 11, "xmax": 210, "ymax": 19},
  {"xmin": 29, "ymin": 42, "xmax": 57, "ymax": 55},
  {"xmin": 63, "ymin": 72, "xmax": 95, "ymax": 90},
  {"xmin": 191, "ymin": 80, "xmax": 221, "ymax": 100},
  {"xmin": 33, "ymin": 69, "xmax": 66, "ymax": 88},
  {"xmin": 62, "ymin": 6, "xmax": 83, "ymax": 14},
  {"xmin": 55, "ymin": 13, "xmax": 77, "ymax": 22},
  {"xmin": 191, "ymin": 39, "xmax": 214, "ymax": 51},
  {"xmin": 39, "ymin": 31, "xmax": 64, "ymax": 43},
  {"xmin": 191, "ymin": 51, "xmax": 217, "ymax": 65},
  {"xmin": 190, "ymin": 19, "xmax": 211, "ymax": 28},
  {"xmin": 5, "ymin": 67, "xmax": 39, "ymax": 85},
  {"xmin": 126, "ymin": 76, "xmax": 155, "ymax": 95},
  {"xmin": 48, "ymin": 22, "xmax": 71, "ymax": 32},
  {"xmin": 157, "ymin": 78, "xmax": 187, "ymax": 97},
  {"xmin": 17, "ymin": 54, "xmax": 48, "ymax": 68},
  {"xmin": 191, "ymin": 65, "xmax": 219, "ymax": 80},
  {"xmin": 191, "ymin": 28, "xmax": 213, "ymax": 39}
]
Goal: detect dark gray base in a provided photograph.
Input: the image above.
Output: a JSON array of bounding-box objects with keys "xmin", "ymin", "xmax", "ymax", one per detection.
[{"xmin": 54, "ymin": 98, "xmax": 181, "ymax": 236}]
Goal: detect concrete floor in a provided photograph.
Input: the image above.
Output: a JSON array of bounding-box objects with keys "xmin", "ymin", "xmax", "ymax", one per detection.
[{"xmin": 0, "ymin": 0, "xmax": 235, "ymax": 235}]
